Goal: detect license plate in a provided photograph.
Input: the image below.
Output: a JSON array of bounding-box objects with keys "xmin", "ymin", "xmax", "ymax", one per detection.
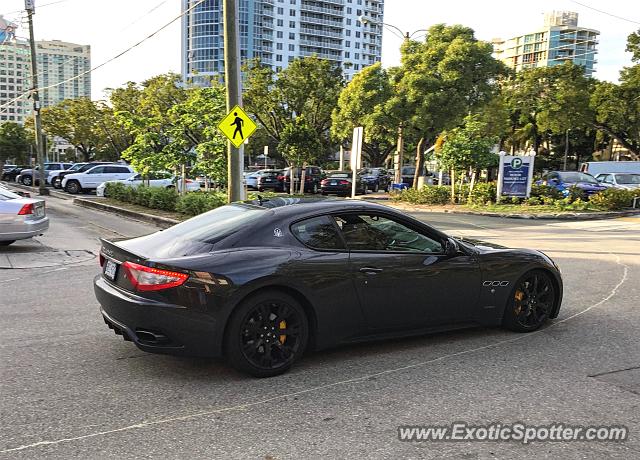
[
  {"xmin": 263, "ymin": 178, "xmax": 273, "ymax": 182},
  {"xmin": 104, "ymin": 259, "xmax": 118, "ymax": 281},
  {"xmin": 331, "ymin": 181, "xmax": 337, "ymax": 185},
  {"xmin": 34, "ymin": 206, "xmax": 44, "ymax": 218}
]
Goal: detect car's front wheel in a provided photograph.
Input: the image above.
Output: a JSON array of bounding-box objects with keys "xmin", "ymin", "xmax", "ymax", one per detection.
[
  {"xmin": 503, "ymin": 270, "xmax": 556, "ymax": 332},
  {"xmin": 225, "ymin": 290, "xmax": 309, "ymax": 377},
  {"xmin": 65, "ymin": 180, "xmax": 82, "ymax": 194},
  {"xmin": 22, "ymin": 175, "xmax": 32, "ymax": 186}
]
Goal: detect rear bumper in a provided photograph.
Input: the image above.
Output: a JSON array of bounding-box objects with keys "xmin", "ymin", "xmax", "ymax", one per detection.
[
  {"xmin": 321, "ymin": 186, "xmax": 350, "ymax": 194},
  {"xmin": 0, "ymin": 216, "xmax": 49, "ymax": 241},
  {"xmin": 94, "ymin": 275, "xmax": 221, "ymax": 357}
]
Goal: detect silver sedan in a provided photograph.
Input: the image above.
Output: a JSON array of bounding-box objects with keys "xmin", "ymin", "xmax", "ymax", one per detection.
[{"xmin": 0, "ymin": 186, "xmax": 49, "ymax": 246}]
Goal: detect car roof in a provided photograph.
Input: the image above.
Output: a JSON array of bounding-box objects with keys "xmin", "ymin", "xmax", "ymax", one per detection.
[{"xmin": 247, "ymin": 197, "xmax": 393, "ymax": 217}]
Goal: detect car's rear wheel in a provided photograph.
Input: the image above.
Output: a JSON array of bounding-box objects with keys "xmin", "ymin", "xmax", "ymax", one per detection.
[
  {"xmin": 225, "ymin": 290, "xmax": 309, "ymax": 377},
  {"xmin": 53, "ymin": 178, "xmax": 61, "ymax": 189},
  {"xmin": 503, "ymin": 270, "xmax": 556, "ymax": 332},
  {"xmin": 22, "ymin": 175, "xmax": 32, "ymax": 186},
  {"xmin": 65, "ymin": 180, "xmax": 82, "ymax": 194},
  {"xmin": 0, "ymin": 240, "xmax": 15, "ymax": 246}
]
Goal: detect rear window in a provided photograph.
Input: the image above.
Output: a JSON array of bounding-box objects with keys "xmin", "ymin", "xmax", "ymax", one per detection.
[
  {"xmin": 118, "ymin": 204, "xmax": 268, "ymax": 258},
  {"xmin": 328, "ymin": 173, "xmax": 350, "ymax": 179}
]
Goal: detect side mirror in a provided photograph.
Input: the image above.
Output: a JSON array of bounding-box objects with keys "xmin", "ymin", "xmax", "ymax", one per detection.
[{"xmin": 445, "ymin": 238, "xmax": 459, "ymax": 257}]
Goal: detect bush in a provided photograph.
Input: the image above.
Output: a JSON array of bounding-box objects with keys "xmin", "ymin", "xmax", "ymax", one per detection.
[
  {"xmin": 566, "ymin": 185, "xmax": 586, "ymax": 203},
  {"xmin": 530, "ymin": 184, "xmax": 562, "ymax": 199},
  {"xmin": 524, "ymin": 196, "xmax": 542, "ymax": 206},
  {"xmin": 589, "ymin": 188, "xmax": 637, "ymax": 210},
  {"xmin": 397, "ymin": 186, "xmax": 451, "ymax": 205},
  {"xmin": 175, "ymin": 191, "xmax": 226, "ymax": 216},
  {"xmin": 468, "ymin": 182, "xmax": 496, "ymax": 205},
  {"xmin": 148, "ymin": 187, "xmax": 179, "ymax": 211},
  {"xmin": 104, "ymin": 183, "xmax": 178, "ymax": 212}
]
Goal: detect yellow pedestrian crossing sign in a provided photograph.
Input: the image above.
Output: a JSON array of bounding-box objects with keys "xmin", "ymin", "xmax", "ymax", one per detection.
[{"xmin": 218, "ymin": 105, "xmax": 257, "ymax": 148}]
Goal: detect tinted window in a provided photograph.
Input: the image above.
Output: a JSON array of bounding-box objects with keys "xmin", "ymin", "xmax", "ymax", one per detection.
[
  {"xmin": 616, "ymin": 174, "xmax": 640, "ymax": 185},
  {"xmin": 105, "ymin": 166, "xmax": 130, "ymax": 173},
  {"xmin": 558, "ymin": 172, "xmax": 598, "ymax": 184},
  {"xmin": 335, "ymin": 214, "xmax": 444, "ymax": 253},
  {"xmin": 118, "ymin": 204, "xmax": 268, "ymax": 258},
  {"xmin": 291, "ymin": 216, "xmax": 345, "ymax": 250}
]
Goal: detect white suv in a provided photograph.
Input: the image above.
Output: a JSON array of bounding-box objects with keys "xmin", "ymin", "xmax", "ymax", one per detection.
[{"xmin": 62, "ymin": 164, "xmax": 134, "ymax": 194}]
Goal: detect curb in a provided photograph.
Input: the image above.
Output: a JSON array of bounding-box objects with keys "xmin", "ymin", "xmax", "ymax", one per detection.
[
  {"xmin": 384, "ymin": 201, "xmax": 640, "ymax": 220},
  {"xmin": 73, "ymin": 198, "xmax": 181, "ymax": 228},
  {"xmin": 4, "ymin": 181, "xmax": 72, "ymax": 201}
]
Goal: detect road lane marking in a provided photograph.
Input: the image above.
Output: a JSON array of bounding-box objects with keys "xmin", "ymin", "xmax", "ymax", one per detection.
[{"xmin": 0, "ymin": 253, "xmax": 629, "ymax": 454}]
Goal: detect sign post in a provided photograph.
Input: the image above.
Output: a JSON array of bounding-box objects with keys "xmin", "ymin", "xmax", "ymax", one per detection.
[
  {"xmin": 350, "ymin": 127, "xmax": 363, "ymax": 198},
  {"xmin": 496, "ymin": 152, "xmax": 536, "ymax": 202}
]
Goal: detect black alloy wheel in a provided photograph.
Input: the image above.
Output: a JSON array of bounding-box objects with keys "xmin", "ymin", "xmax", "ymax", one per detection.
[
  {"xmin": 22, "ymin": 175, "xmax": 32, "ymax": 186},
  {"xmin": 226, "ymin": 290, "xmax": 308, "ymax": 377},
  {"xmin": 503, "ymin": 270, "xmax": 556, "ymax": 332},
  {"xmin": 65, "ymin": 180, "xmax": 81, "ymax": 194}
]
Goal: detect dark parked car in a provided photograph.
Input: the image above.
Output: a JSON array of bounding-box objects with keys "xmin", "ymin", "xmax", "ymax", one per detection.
[
  {"xmin": 53, "ymin": 162, "xmax": 113, "ymax": 189},
  {"xmin": 360, "ymin": 168, "xmax": 391, "ymax": 192},
  {"xmin": 539, "ymin": 171, "xmax": 607, "ymax": 197},
  {"xmin": 256, "ymin": 170, "xmax": 285, "ymax": 192},
  {"xmin": 400, "ymin": 165, "xmax": 429, "ymax": 186},
  {"xmin": 2, "ymin": 166, "xmax": 29, "ymax": 182},
  {"xmin": 280, "ymin": 166, "xmax": 323, "ymax": 194},
  {"xmin": 94, "ymin": 199, "xmax": 563, "ymax": 377},
  {"xmin": 320, "ymin": 171, "xmax": 366, "ymax": 196}
]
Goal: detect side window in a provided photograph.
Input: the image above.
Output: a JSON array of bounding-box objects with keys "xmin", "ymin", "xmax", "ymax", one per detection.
[
  {"xmin": 604, "ymin": 175, "xmax": 614, "ymax": 184},
  {"xmin": 334, "ymin": 214, "xmax": 444, "ymax": 253},
  {"xmin": 88, "ymin": 166, "xmax": 105, "ymax": 174},
  {"xmin": 291, "ymin": 216, "xmax": 345, "ymax": 251}
]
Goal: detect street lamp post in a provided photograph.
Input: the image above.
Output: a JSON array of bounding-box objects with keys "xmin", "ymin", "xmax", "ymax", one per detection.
[{"xmin": 357, "ymin": 16, "xmax": 428, "ymax": 186}]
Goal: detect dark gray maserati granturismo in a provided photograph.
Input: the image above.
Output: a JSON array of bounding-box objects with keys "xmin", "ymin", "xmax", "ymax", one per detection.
[{"xmin": 95, "ymin": 198, "xmax": 563, "ymax": 377}]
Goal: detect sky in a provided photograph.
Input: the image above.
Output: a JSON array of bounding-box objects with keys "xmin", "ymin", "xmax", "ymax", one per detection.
[{"xmin": 2, "ymin": 0, "xmax": 639, "ymax": 100}]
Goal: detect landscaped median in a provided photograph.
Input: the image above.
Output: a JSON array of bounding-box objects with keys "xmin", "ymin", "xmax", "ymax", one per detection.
[{"xmin": 389, "ymin": 183, "xmax": 640, "ymax": 219}]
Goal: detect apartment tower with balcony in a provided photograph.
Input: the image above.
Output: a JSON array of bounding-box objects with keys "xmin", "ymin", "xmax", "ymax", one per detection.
[
  {"xmin": 181, "ymin": 0, "xmax": 384, "ymax": 85},
  {"xmin": 492, "ymin": 11, "xmax": 599, "ymax": 77}
]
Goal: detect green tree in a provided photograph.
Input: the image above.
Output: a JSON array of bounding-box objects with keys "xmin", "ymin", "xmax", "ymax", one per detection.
[
  {"xmin": 244, "ymin": 57, "xmax": 343, "ymax": 165},
  {"xmin": 0, "ymin": 122, "xmax": 30, "ymax": 169},
  {"xmin": 331, "ymin": 63, "xmax": 397, "ymax": 166},
  {"xmin": 40, "ymin": 98, "xmax": 111, "ymax": 161},
  {"xmin": 390, "ymin": 24, "xmax": 507, "ymax": 186}
]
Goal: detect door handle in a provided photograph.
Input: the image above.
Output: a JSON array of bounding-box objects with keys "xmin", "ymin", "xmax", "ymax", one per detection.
[{"xmin": 359, "ymin": 267, "xmax": 383, "ymax": 274}]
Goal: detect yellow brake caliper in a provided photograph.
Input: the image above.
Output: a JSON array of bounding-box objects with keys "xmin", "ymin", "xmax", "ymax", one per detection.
[
  {"xmin": 514, "ymin": 290, "xmax": 524, "ymax": 315},
  {"xmin": 279, "ymin": 320, "xmax": 287, "ymax": 344}
]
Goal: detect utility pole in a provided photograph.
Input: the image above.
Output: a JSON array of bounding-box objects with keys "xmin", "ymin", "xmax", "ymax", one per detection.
[
  {"xmin": 25, "ymin": 0, "xmax": 48, "ymax": 195},
  {"xmin": 223, "ymin": 0, "xmax": 243, "ymax": 202},
  {"xmin": 563, "ymin": 129, "xmax": 570, "ymax": 170}
]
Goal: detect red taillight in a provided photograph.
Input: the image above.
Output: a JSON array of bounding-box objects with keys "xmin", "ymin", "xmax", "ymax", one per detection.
[
  {"xmin": 122, "ymin": 261, "xmax": 188, "ymax": 292},
  {"xmin": 277, "ymin": 175, "xmax": 284, "ymax": 181},
  {"xmin": 17, "ymin": 203, "xmax": 34, "ymax": 215},
  {"xmin": 305, "ymin": 176, "xmax": 311, "ymax": 181},
  {"xmin": 321, "ymin": 179, "xmax": 328, "ymax": 185},
  {"xmin": 185, "ymin": 179, "xmax": 193, "ymax": 183},
  {"xmin": 339, "ymin": 180, "xmax": 350, "ymax": 185}
]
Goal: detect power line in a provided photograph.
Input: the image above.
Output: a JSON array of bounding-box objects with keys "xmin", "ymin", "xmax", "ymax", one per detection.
[
  {"xmin": 570, "ymin": 0, "xmax": 640, "ymax": 26},
  {"xmin": 0, "ymin": 0, "xmax": 206, "ymax": 114}
]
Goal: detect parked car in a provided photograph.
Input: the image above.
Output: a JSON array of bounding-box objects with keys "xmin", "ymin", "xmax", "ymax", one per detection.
[
  {"xmin": 400, "ymin": 166, "xmax": 430, "ymax": 186},
  {"xmin": 62, "ymin": 164, "xmax": 135, "ymax": 194},
  {"xmin": 245, "ymin": 169, "xmax": 278, "ymax": 190},
  {"xmin": 47, "ymin": 163, "xmax": 87, "ymax": 186},
  {"xmin": 320, "ymin": 171, "xmax": 366, "ymax": 196},
  {"xmin": 1, "ymin": 165, "xmax": 29, "ymax": 182},
  {"xmin": 94, "ymin": 199, "xmax": 562, "ymax": 377},
  {"xmin": 580, "ymin": 161, "xmax": 640, "ymax": 176},
  {"xmin": 0, "ymin": 186, "xmax": 49, "ymax": 246},
  {"xmin": 595, "ymin": 173, "xmax": 640, "ymax": 190},
  {"xmin": 16, "ymin": 162, "xmax": 73, "ymax": 186},
  {"xmin": 539, "ymin": 171, "xmax": 607, "ymax": 197},
  {"xmin": 281, "ymin": 166, "xmax": 324, "ymax": 193},
  {"xmin": 53, "ymin": 162, "xmax": 114, "ymax": 189},
  {"xmin": 360, "ymin": 168, "xmax": 391, "ymax": 192},
  {"xmin": 96, "ymin": 172, "xmax": 200, "ymax": 197},
  {"xmin": 256, "ymin": 170, "xmax": 285, "ymax": 192}
]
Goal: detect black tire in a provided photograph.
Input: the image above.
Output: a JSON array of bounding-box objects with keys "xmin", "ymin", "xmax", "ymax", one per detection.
[
  {"xmin": 0, "ymin": 240, "xmax": 15, "ymax": 246},
  {"xmin": 311, "ymin": 183, "xmax": 318, "ymax": 194},
  {"xmin": 502, "ymin": 270, "xmax": 556, "ymax": 332},
  {"xmin": 22, "ymin": 175, "xmax": 32, "ymax": 186},
  {"xmin": 321, "ymin": 192, "xmax": 327, "ymax": 196},
  {"xmin": 225, "ymin": 290, "xmax": 309, "ymax": 378},
  {"xmin": 257, "ymin": 187, "xmax": 264, "ymax": 192},
  {"xmin": 65, "ymin": 180, "xmax": 82, "ymax": 194},
  {"xmin": 53, "ymin": 178, "xmax": 62, "ymax": 189}
]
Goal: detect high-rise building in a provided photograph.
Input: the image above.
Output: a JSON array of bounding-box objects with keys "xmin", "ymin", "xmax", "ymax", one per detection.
[
  {"xmin": 493, "ymin": 11, "xmax": 599, "ymax": 77},
  {"xmin": 36, "ymin": 40, "xmax": 91, "ymax": 108},
  {"xmin": 181, "ymin": 0, "xmax": 384, "ymax": 85},
  {"xmin": 0, "ymin": 16, "xmax": 30, "ymax": 124}
]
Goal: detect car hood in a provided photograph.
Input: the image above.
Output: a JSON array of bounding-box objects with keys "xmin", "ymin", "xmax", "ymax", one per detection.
[{"xmin": 456, "ymin": 237, "xmax": 508, "ymax": 251}]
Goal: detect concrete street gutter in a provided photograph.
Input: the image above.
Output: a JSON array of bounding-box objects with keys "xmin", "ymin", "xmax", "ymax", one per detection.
[{"xmin": 73, "ymin": 198, "xmax": 180, "ymax": 228}]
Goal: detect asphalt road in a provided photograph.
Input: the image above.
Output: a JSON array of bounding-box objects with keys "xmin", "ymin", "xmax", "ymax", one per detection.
[{"xmin": 1, "ymin": 197, "xmax": 639, "ymax": 459}]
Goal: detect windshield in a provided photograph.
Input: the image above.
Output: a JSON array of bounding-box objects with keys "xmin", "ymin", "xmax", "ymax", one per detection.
[
  {"xmin": 69, "ymin": 163, "xmax": 85, "ymax": 171},
  {"xmin": 402, "ymin": 167, "xmax": 416, "ymax": 175},
  {"xmin": 118, "ymin": 204, "xmax": 268, "ymax": 258},
  {"xmin": 558, "ymin": 172, "xmax": 598, "ymax": 184},
  {"xmin": 0, "ymin": 187, "xmax": 22, "ymax": 201},
  {"xmin": 616, "ymin": 174, "xmax": 640, "ymax": 185}
]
